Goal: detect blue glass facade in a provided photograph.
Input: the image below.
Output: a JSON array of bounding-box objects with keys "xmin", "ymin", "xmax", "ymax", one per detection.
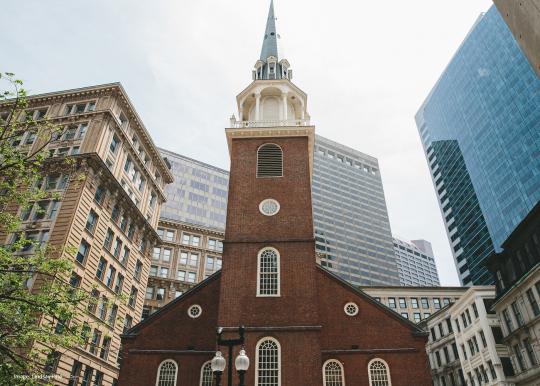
[{"xmin": 416, "ymin": 6, "xmax": 540, "ymax": 285}]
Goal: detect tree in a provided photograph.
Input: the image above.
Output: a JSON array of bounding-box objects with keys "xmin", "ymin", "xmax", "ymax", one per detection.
[{"xmin": 0, "ymin": 73, "xmax": 95, "ymax": 385}]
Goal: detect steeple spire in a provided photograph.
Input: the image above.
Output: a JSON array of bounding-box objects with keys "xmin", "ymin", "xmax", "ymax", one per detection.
[
  {"xmin": 252, "ymin": 0, "xmax": 292, "ymax": 81},
  {"xmin": 260, "ymin": 0, "xmax": 279, "ymax": 61}
]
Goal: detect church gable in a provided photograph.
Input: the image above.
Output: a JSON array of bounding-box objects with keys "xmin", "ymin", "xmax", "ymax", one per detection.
[
  {"xmin": 125, "ymin": 273, "xmax": 221, "ymax": 350},
  {"xmin": 317, "ymin": 267, "xmax": 428, "ymax": 349}
]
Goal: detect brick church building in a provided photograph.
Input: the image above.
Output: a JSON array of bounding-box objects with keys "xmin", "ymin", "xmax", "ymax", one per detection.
[{"xmin": 118, "ymin": 2, "xmax": 432, "ymax": 385}]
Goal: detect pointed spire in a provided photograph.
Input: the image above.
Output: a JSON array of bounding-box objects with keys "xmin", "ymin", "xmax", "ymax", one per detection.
[{"xmin": 260, "ymin": 0, "xmax": 279, "ymax": 61}]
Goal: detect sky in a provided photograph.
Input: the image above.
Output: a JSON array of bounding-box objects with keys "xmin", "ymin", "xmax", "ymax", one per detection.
[{"xmin": 1, "ymin": 0, "xmax": 494, "ymax": 285}]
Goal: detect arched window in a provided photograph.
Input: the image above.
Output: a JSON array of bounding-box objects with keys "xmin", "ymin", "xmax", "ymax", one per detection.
[
  {"xmin": 156, "ymin": 359, "xmax": 178, "ymax": 386},
  {"xmin": 257, "ymin": 144, "xmax": 283, "ymax": 178},
  {"xmin": 368, "ymin": 359, "xmax": 391, "ymax": 386},
  {"xmin": 256, "ymin": 337, "xmax": 280, "ymax": 386},
  {"xmin": 200, "ymin": 361, "xmax": 214, "ymax": 386},
  {"xmin": 323, "ymin": 360, "xmax": 345, "ymax": 386},
  {"xmin": 257, "ymin": 247, "xmax": 280, "ymax": 296}
]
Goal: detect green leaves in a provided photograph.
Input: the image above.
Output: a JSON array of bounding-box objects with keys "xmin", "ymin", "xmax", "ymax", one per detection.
[{"xmin": 0, "ymin": 73, "xmax": 96, "ymax": 385}]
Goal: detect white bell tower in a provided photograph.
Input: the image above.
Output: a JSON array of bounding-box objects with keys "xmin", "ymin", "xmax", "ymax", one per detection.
[{"xmin": 230, "ymin": 0, "xmax": 310, "ymax": 128}]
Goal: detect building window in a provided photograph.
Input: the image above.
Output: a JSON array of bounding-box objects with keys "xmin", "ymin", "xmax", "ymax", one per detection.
[
  {"xmin": 94, "ymin": 185, "xmax": 106, "ymax": 204},
  {"xmin": 511, "ymin": 302, "xmax": 525, "ymax": 327},
  {"xmin": 199, "ymin": 361, "xmax": 213, "ymax": 386},
  {"xmin": 259, "ymin": 199, "xmax": 280, "ymax": 216},
  {"xmin": 344, "ymin": 302, "xmax": 359, "ymax": 316},
  {"xmin": 323, "ymin": 360, "xmax": 344, "ymax": 386},
  {"xmin": 76, "ymin": 240, "xmax": 90, "ymax": 265},
  {"xmin": 256, "ymin": 338, "xmax": 280, "ymax": 386},
  {"xmin": 85, "ymin": 210, "xmax": 98, "ymax": 233},
  {"xmin": 387, "ymin": 298, "xmax": 396, "ymax": 308},
  {"xmin": 257, "ymin": 144, "xmax": 283, "ymax": 178},
  {"xmin": 514, "ymin": 344, "xmax": 526, "ymax": 372},
  {"xmin": 523, "ymin": 338, "xmax": 537, "ymax": 366},
  {"xmin": 413, "ymin": 313, "xmax": 421, "ymax": 323},
  {"xmin": 368, "ymin": 359, "xmax": 391, "ymax": 386},
  {"xmin": 257, "ymin": 247, "xmax": 280, "ymax": 296},
  {"xmin": 398, "ymin": 298, "xmax": 406, "ymax": 308},
  {"xmin": 411, "ymin": 298, "xmax": 418, "ymax": 309},
  {"xmin": 156, "ymin": 360, "xmax": 178, "ymax": 386},
  {"xmin": 433, "ymin": 298, "xmax": 441, "ymax": 309},
  {"xmin": 156, "ymin": 288, "xmax": 165, "ymax": 301},
  {"xmin": 188, "ymin": 304, "xmax": 202, "ymax": 318},
  {"xmin": 128, "ymin": 286, "xmax": 138, "ymax": 308},
  {"xmin": 420, "ymin": 298, "xmax": 429, "ymax": 309},
  {"xmin": 400, "ymin": 312, "xmax": 408, "ymax": 319},
  {"xmin": 526, "ymin": 289, "xmax": 540, "ymax": 316},
  {"xmin": 109, "ymin": 135, "xmax": 120, "ymax": 153}
]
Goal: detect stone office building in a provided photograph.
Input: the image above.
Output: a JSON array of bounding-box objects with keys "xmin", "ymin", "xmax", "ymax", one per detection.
[
  {"xmin": 0, "ymin": 83, "xmax": 173, "ymax": 386},
  {"xmin": 118, "ymin": 2, "xmax": 432, "ymax": 385},
  {"xmin": 144, "ymin": 219, "xmax": 224, "ymax": 317},
  {"xmin": 421, "ymin": 286, "xmax": 514, "ymax": 386},
  {"xmin": 362, "ymin": 286, "xmax": 467, "ymax": 324},
  {"xmin": 486, "ymin": 201, "xmax": 540, "ymax": 385}
]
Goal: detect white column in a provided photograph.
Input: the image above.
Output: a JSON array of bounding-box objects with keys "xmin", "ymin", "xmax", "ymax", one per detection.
[
  {"xmin": 282, "ymin": 93, "xmax": 288, "ymax": 121},
  {"xmin": 255, "ymin": 93, "xmax": 261, "ymax": 121}
]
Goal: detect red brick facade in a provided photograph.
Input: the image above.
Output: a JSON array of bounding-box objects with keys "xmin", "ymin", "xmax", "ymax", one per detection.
[{"xmin": 119, "ymin": 134, "xmax": 432, "ymax": 385}]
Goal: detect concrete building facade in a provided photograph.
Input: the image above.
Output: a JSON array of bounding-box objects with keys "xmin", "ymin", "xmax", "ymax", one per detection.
[
  {"xmin": 313, "ymin": 135, "xmax": 399, "ymax": 286},
  {"xmin": 493, "ymin": 0, "xmax": 540, "ymax": 78},
  {"xmin": 393, "ymin": 237, "xmax": 440, "ymax": 286},
  {"xmin": 361, "ymin": 286, "xmax": 467, "ymax": 324},
  {"xmin": 421, "ymin": 287, "xmax": 515, "ymax": 386},
  {"xmin": 415, "ymin": 5, "xmax": 540, "ymax": 286},
  {"xmin": 486, "ymin": 201, "xmax": 540, "ymax": 385},
  {"xmin": 144, "ymin": 219, "xmax": 224, "ymax": 318},
  {"xmin": 0, "ymin": 83, "xmax": 173, "ymax": 385}
]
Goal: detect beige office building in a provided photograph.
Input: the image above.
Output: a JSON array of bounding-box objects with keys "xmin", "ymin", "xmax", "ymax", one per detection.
[
  {"xmin": 143, "ymin": 219, "xmax": 224, "ymax": 317},
  {"xmin": 0, "ymin": 83, "xmax": 173, "ymax": 385},
  {"xmin": 361, "ymin": 286, "xmax": 468, "ymax": 323}
]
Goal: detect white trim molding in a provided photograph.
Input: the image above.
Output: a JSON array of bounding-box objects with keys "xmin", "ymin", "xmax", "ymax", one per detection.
[
  {"xmin": 367, "ymin": 358, "xmax": 392, "ymax": 386},
  {"xmin": 155, "ymin": 359, "xmax": 178, "ymax": 386},
  {"xmin": 255, "ymin": 337, "xmax": 281, "ymax": 386},
  {"xmin": 257, "ymin": 247, "xmax": 281, "ymax": 297}
]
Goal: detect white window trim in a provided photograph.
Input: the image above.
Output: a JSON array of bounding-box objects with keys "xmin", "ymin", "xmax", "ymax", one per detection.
[
  {"xmin": 344, "ymin": 302, "xmax": 359, "ymax": 316},
  {"xmin": 187, "ymin": 304, "xmax": 203, "ymax": 319},
  {"xmin": 368, "ymin": 358, "xmax": 392, "ymax": 386},
  {"xmin": 255, "ymin": 337, "xmax": 281, "ymax": 386},
  {"xmin": 199, "ymin": 361, "xmax": 213, "ymax": 386},
  {"xmin": 259, "ymin": 198, "xmax": 281, "ymax": 216},
  {"xmin": 155, "ymin": 359, "xmax": 178, "ymax": 386},
  {"xmin": 322, "ymin": 359, "xmax": 346, "ymax": 386},
  {"xmin": 256, "ymin": 247, "xmax": 281, "ymax": 297}
]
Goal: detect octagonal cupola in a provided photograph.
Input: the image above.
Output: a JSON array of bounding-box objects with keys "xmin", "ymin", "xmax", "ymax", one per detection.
[{"xmin": 231, "ymin": 0, "xmax": 310, "ymax": 128}]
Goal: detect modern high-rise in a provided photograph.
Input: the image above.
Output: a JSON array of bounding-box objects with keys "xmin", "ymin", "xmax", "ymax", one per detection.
[
  {"xmin": 313, "ymin": 135, "xmax": 399, "ymax": 285},
  {"xmin": 415, "ymin": 5, "xmax": 540, "ymax": 286},
  {"xmin": 158, "ymin": 148, "xmax": 229, "ymax": 230},
  {"xmin": 0, "ymin": 83, "xmax": 173, "ymax": 386},
  {"xmin": 393, "ymin": 237, "xmax": 440, "ymax": 286}
]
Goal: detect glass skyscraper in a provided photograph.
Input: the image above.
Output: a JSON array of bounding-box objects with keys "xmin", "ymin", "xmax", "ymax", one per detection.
[
  {"xmin": 416, "ymin": 6, "xmax": 540, "ymax": 285},
  {"xmin": 159, "ymin": 148, "xmax": 229, "ymax": 230},
  {"xmin": 313, "ymin": 135, "xmax": 399, "ymax": 286}
]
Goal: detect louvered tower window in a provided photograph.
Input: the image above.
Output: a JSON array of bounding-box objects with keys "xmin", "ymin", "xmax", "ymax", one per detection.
[{"xmin": 257, "ymin": 144, "xmax": 283, "ymax": 178}]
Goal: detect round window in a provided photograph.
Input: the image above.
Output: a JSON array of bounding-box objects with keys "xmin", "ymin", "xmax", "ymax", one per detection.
[
  {"xmin": 259, "ymin": 199, "xmax": 280, "ymax": 216},
  {"xmin": 188, "ymin": 304, "xmax": 202, "ymax": 319},
  {"xmin": 344, "ymin": 302, "xmax": 359, "ymax": 316}
]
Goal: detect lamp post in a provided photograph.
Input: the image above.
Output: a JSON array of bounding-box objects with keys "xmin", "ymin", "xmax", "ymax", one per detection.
[
  {"xmin": 211, "ymin": 326, "xmax": 249, "ymax": 386},
  {"xmin": 235, "ymin": 348, "xmax": 250, "ymax": 386},
  {"xmin": 211, "ymin": 351, "xmax": 226, "ymax": 386}
]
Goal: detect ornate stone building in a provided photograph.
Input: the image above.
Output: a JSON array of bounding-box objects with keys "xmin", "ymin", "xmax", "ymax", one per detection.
[
  {"xmin": 0, "ymin": 83, "xmax": 173, "ymax": 385},
  {"xmin": 486, "ymin": 200, "xmax": 540, "ymax": 385},
  {"xmin": 119, "ymin": 2, "xmax": 432, "ymax": 385},
  {"xmin": 144, "ymin": 219, "xmax": 224, "ymax": 317}
]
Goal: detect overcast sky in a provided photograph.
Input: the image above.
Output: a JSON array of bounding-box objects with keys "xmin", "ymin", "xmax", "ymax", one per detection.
[{"xmin": 1, "ymin": 0, "xmax": 494, "ymax": 285}]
